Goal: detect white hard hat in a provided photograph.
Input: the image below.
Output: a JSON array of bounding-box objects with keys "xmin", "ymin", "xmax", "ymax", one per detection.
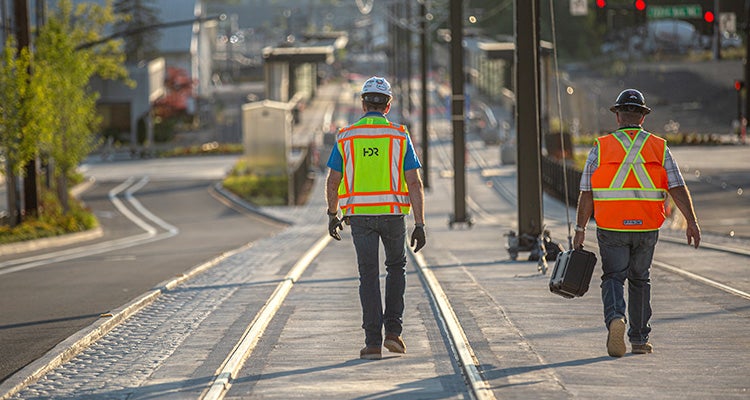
[{"xmin": 361, "ymin": 76, "xmax": 392, "ymax": 97}]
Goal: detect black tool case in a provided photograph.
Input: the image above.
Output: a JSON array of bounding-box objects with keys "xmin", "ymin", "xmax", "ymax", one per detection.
[{"xmin": 549, "ymin": 248, "xmax": 597, "ymax": 298}]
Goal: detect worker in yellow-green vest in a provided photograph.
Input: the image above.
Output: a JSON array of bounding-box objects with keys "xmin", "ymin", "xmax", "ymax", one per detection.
[
  {"xmin": 326, "ymin": 76, "xmax": 426, "ymax": 360},
  {"xmin": 574, "ymin": 88, "xmax": 701, "ymax": 358}
]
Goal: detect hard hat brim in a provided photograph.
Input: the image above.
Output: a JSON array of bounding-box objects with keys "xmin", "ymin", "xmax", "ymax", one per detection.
[
  {"xmin": 362, "ymin": 93, "xmax": 391, "ymax": 104},
  {"xmin": 610, "ymin": 104, "xmax": 651, "ymax": 114}
]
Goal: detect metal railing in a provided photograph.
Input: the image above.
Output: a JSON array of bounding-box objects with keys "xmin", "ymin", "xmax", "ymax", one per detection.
[{"xmin": 541, "ymin": 155, "xmax": 582, "ymax": 209}]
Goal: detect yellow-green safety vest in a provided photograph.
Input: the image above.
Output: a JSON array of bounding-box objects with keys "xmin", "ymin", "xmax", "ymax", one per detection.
[{"xmin": 336, "ymin": 116, "xmax": 411, "ymax": 216}]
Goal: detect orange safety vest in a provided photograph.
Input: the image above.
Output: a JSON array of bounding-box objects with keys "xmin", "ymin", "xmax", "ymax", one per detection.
[
  {"xmin": 336, "ymin": 116, "xmax": 411, "ymax": 216},
  {"xmin": 591, "ymin": 128, "xmax": 669, "ymax": 231}
]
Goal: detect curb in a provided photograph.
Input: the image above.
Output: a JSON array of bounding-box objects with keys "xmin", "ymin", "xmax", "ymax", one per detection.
[
  {"xmin": 211, "ymin": 182, "xmax": 294, "ymax": 226},
  {"xmin": 0, "ymin": 227, "xmax": 104, "ymax": 256},
  {"xmin": 0, "ymin": 178, "xmax": 101, "ymax": 257},
  {"xmin": 0, "ymin": 241, "xmax": 254, "ymax": 400}
]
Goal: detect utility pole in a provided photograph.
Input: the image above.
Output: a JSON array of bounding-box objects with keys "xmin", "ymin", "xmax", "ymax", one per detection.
[
  {"xmin": 1, "ymin": 0, "xmax": 8, "ymax": 43},
  {"xmin": 1, "ymin": 0, "xmax": 19, "ymax": 226},
  {"xmin": 420, "ymin": 0, "xmax": 429, "ymax": 189},
  {"xmin": 713, "ymin": 0, "xmax": 721, "ymax": 60},
  {"xmin": 514, "ymin": 0, "xmax": 545, "ymax": 261},
  {"xmin": 36, "ymin": 0, "xmax": 51, "ymax": 189},
  {"xmin": 15, "ymin": 0, "xmax": 38, "ymax": 218},
  {"xmin": 398, "ymin": 3, "xmax": 406, "ymax": 123},
  {"xmin": 405, "ymin": 1, "xmax": 412, "ymax": 123},
  {"xmin": 388, "ymin": 3, "xmax": 399, "ymax": 120},
  {"xmin": 449, "ymin": 0, "xmax": 468, "ymax": 227},
  {"xmin": 34, "ymin": 0, "xmax": 43, "ymax": 30},
  {"xmin": 744, "ymin": 0, "xmax": 750, "ymax": 143}
]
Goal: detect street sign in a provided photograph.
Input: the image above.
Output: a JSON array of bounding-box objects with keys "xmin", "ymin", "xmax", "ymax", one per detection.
[
  {"xmin": 647, "ymin": 4, "xmax": 702, "ymax": 19},
  {"xmin": 720, "ymin": 12, "xmax": 737, "ymax": 33},
  {"xmin": 569, "ymin": 0, "xmax": 587, "ymax": 16}
]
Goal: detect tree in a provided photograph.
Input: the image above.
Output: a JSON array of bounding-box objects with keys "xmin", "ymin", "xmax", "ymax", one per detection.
[
  {"xmin": 33, "ymin": 0, "xmax": 129, "ymax": 211},
  {"xmin": 154, "ymin": 66, "xmax": 196, "ymax": 120},
  {"xmin": 114, "ymin": 0, "xmax": 162, "ymax": 63}
]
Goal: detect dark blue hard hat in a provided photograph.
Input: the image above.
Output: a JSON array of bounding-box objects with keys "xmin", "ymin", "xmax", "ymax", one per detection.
[{"xmin": 610, "ymin": 89, "xmax": 651, "ymax": 114}]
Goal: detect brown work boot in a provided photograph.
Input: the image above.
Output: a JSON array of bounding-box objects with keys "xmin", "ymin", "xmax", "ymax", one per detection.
[
  {"xmin": 384, "ymin": 334, "xmax": 406, "ymax": 354},
  {"xmin": 631, "ymin": 342, "xmax": 654, "ymax": 354},
  {"xmin": 606, "ymin": 318, "xmax": 627, "ymax": 357},
  {"xmin": 359, "ymin": 346, "xmax": 382, "ymax": 360}
]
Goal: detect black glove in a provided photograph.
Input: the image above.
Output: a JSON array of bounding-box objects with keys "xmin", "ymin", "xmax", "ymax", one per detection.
[
  {"xmin": 328, "ymin": 211, "xmax": 344, "ymax": 240},
  {"xmin": 410, "ymin": 225, "xmax": 426, "ymax": 253}
]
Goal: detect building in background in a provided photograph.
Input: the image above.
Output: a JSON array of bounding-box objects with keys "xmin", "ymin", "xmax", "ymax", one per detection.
[{"xmin": 64, "ymin": 0, "xmax": 215, "ymax": 152}]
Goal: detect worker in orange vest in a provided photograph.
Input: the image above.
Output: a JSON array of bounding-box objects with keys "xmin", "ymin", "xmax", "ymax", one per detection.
[{"xmin": 573, "ymin": 89, "xmax": 701, "ymax": 358}]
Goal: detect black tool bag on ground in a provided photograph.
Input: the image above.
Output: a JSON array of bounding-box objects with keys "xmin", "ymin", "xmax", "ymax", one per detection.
[{"xmin": 548, "ymin": 248, "xmax": 597, "ymax": 298}]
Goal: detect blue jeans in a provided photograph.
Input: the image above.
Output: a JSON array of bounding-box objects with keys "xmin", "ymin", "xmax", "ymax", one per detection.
[
  {"xmin": 597, "ymin": 228, "xmax": 659, "ymax": 345},
  {"xmin": 349, "ymin": 215, "xmax": 407, "ymax": 347}
]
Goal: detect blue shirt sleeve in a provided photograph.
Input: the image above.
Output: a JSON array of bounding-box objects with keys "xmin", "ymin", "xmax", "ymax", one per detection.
[
  {"xmin": 403, "ymin": 134, "xmax": 422, "ymax": 171},
  {"xmin": 327, "ymin": 127, "xmax": 422, "ymax": 172},
  {"xmin": 326, "ymin": 144, "xmax": 343, "ymax": 172}
]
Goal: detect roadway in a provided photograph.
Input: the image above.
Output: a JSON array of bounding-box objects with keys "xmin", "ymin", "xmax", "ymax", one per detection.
[
  {"xmin": 0, "ymin": 155, "xmax": 287, "ymax": 383},
  {"xmin": 666, "ymin": 145, "xmax": 750, "ymax": 239}
]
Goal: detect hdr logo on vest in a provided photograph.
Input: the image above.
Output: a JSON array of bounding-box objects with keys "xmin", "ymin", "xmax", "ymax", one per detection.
[
  {"xmin": 623, "ymin": 219, "xmax": 643, "ymax": 226},
  {"xmin": 363, "ymin": 147, "xmax": 380, "ymax": 157}
]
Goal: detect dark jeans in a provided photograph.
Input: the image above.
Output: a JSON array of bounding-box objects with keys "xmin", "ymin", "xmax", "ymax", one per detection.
[
  {"xmin": 597, "ymin": 228, "xmax": 659, "ymax": 345},
  {"xmin": 349, "ymin": 215, "xmax": 407, "ymax": 347}
]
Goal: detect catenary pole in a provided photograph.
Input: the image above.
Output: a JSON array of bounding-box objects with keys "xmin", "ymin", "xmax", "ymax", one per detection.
[
  {"xmin": 420, "ymin": 0, "xmax": 429, "ymax": 189},
  {"xmin": 515, "ymin": 0, "xmax": 544, "ymax": 244},
  {"xmin": 449, "ymin": 0, "xmax": 467, "ymax": 225}
]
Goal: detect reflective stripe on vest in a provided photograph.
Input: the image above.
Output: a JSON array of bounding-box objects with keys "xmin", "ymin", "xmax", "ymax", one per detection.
[
  {"xmin": 591, "ymin": 129, "xmax": 668, "ymax": 231},
  {"xmin": 336, "ymin": 120, "xmax": 411, "ymax": 216}
]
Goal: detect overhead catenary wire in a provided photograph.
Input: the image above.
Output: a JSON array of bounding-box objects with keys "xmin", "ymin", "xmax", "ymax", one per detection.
[{"xmin": 547, "ymin": 0, "xmax": 574, "ymax": 250}]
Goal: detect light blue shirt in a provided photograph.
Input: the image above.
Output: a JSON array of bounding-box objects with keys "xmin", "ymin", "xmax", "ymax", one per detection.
[{"xmin": 326, "ymin": 112, "xmax": 421, "ymax": 173}]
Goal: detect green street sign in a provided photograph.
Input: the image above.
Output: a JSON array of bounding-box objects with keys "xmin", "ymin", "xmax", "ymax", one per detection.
[{"xmin": 647, "ymin": 5, "xmax": 703, "ymax": 19}]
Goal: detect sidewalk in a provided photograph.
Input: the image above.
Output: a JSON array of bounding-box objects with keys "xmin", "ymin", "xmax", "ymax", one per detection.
[{"xmin": 2, "ymin": 82, "xmax": 749, "ymax": 399}]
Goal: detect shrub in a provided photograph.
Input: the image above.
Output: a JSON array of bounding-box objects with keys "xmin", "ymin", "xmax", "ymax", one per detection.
[
  {"xmin": 222, "ymin": 159, "xmax": 288, "ymax": 206},
  {"xmin": 223, "ymin": 174, "xmax": 288, "ymax": 206},
  {"xmin": 0, "ymin": 188, "xmax": 98, "ymax": 244}
]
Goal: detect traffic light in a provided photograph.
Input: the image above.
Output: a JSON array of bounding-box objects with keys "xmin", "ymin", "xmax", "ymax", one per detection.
[
  {"xmin": 596, "ymin": 0, "xmax": 607, "ymax": 25},
  {"xmin": 703, "ymin": 11, "xmax": 715, "ymax": 35},
  {"xmin": 704, "ymin": 11, "xmax": 715, "ymax": 23},
  {"xmin": 634, "ymin": 0, "xmax": 647, "ymax": 24},
  {"xmin": 735, "ymin": 80, "xmax": 744, "ymax": 92}
]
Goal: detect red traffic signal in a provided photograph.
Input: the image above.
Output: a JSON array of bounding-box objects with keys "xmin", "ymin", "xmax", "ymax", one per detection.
[
  {"xmin": 735, "ymin": 80, "xmax": 744, "ymax": 91},
  {"xmin": 704, "ymin": 11, "xmax": 715, "ymax": 23},
  {"xmin": 634, "ymin": 0, "xmax": 646, "ymax": 11},
  {"xmin": 596, "ymin": 0, "xmax": 607, "ymax": 8}
]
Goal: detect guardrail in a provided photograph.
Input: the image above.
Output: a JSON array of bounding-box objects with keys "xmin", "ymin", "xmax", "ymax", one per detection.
[
  {"xmin": 289, "ymin": 145, "xmax": 314, "ymax": 205},
  {"xmin": 541, "ymin": 155, "xmax": 582, "ymax": 209}
]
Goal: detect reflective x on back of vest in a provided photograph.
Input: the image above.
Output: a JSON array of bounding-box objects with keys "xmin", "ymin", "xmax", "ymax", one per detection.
[
  {"xmin": 336, "ymin": 120, "xmax": 410, "ymax": 215},
  {"xmin": 591, "ymin": 129, "xmax": 668, "ymax": 231}
]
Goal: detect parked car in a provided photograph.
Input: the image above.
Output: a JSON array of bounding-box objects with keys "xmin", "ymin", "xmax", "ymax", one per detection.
[
  {"xmin": 636, "ymin": 19, "xmax": 703, "ymax": 54},
  {"xmin": 699, "ymin": 31, "xmax": 743, "ymax": 50}
]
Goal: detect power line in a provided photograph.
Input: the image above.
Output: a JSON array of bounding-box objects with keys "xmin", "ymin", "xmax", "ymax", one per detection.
[{"xmin": 76, "ymin": 14, "xmax": 226, "ymax": 51}]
